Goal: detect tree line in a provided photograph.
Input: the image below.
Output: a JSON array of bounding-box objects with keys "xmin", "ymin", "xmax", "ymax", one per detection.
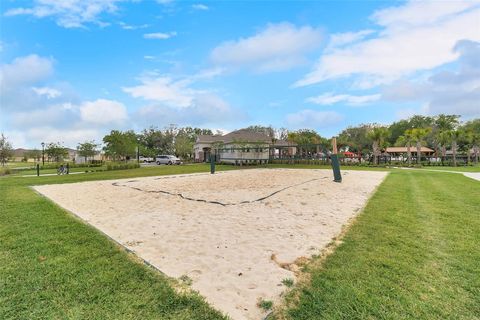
[
  {"xmin": 338, "ymin": 115, "xmax": 480, "ymax": 165},
  {"xmin": 0, "ymin": 114, "xmax": 479, "ymax": 166}
]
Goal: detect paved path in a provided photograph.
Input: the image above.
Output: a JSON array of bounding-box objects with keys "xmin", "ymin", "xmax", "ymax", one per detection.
[
  {"xmin": 394, "ymin": 167, "xmax": 480, "ymax": 181},
  {"xmin": 22, "ymin": 172, "xmax": 85, "ymax": 177},
  {"xmin": 462, "ymin": 172, "xmax": 480, "ymax": 181}
]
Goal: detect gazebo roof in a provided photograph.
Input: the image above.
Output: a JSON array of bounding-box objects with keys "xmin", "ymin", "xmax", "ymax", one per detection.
[{"xmin": 385, "ymin": 146, "xmax": 434, "ymax": 153}]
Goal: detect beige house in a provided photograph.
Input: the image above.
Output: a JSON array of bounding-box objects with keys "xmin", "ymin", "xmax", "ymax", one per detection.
[{"xmin": 194, "ymin": 129, "xmax": 290, "ymax": 164}]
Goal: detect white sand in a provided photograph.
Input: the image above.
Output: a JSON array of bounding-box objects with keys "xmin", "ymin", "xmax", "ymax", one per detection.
[{"xmin": 33, "ymin": 168, "xmax": 387, "ymax": 319}]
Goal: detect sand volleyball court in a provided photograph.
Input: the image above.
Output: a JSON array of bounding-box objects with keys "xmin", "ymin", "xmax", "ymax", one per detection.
[{"xmin": 34, "ymin": 168, "xmax": 387, "ymax": 319}]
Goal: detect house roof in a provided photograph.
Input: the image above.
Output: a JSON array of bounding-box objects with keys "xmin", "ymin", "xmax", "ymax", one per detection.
[
  {"xmin": 196, "ymin": 134, "xmax": 225, "ymax": 143},
  {"xmin": 385, "ymin": 146, "xmax": 434, "ymax": 153},
  {"xmin": 197, "ymin": 129, "xmax": 272, "ymax": 144}
]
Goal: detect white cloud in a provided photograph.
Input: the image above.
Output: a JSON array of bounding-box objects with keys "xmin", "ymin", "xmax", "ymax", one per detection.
[
  {"xmin": 123, "ymin": 77, "xmax": 197, "ymax": 107},
  {"xmin": 79, "ymin": 99, "xmax": 128, "ymax": 124},
  {"xmin": 30, "ymin": 127, "xmax": 101, "ymax": 146},
  {"xmin": 295, "ymin": 1, "xmax": 480, "ymax": 87},
  {"xmin": 119, "ymin": 22, "xmax": 149, "ymax": 30},
  {"xmin": 325, "ymin": 30, "xmax": 374, "ymax": 50},
  {"xmin": 10, "ymin": 103, "xmax": 75, "ymax": 128},
  {"xmin": 211, "ymin": 22, "xmax": 322, "ymax": 72},
  {"xmin": 306, "ymin": 92, "xmax": 380, "ymax": 106},
  {"xmin": 135, "ymin": 93, "xmax": 245, "ymax": 127},
  {"xmin": 0, "ymin": 55, "xmax": 66, "ymax": 113},
  {"xmin": 192, "ymin": 4, "xmax": 209, "ymax": 11},
  {"xmin": 191, "ymin": 67, "xmax": 226, "ymax": 80},
  {"xmin": 0, "ymin": 54, "xmax": 54, "ymax": 92},
  {"xmin": 125, "ymin": 69, "xmax": 245, "ymax": 127},
  {"xmin": 143, "ymin": 32, "xmax": 177, "ymax": 40},
  {"xmin": 383, "ymin": 40, "xmax": 480, "ymax": 118},
  {"xmin": 32, "ymin": 86, "xmax": 62, "ymax": 99},
  {"xmin": 4, "ymin": 0, "xmax": 122, "ymax": 28},
  {"xmin": 371, "ymin": 1, "xmax": 476, "ymax": 27},
  {"xmin": 285, "ymin": 109, "xmax": 343, "ymax": 128}
]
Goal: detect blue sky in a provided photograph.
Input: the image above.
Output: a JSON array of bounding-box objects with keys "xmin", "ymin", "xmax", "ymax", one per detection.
[{"xmin": 1, "ymin": 0, "xmax": 479, "ymax": 148}]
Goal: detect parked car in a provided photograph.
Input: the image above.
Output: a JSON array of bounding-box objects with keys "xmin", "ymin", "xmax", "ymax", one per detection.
[
  {"xmin": 139, "ymin": 156, "xmax": 154, "ymax": 163},
  {"xmin": 156, "ymin": 155, "xmax": 182, "ymax": 165}
]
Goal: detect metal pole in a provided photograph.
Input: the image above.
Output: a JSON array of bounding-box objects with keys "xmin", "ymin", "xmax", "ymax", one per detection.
[
  {"xmin": 41, "ymin": 142, "xmax": 45, "ymax": 166},
  {"xmin": 36, "ymin": 164, "xmax": 40, "ymax": 177},
  {"xmin": 210, "ymin": 152, "xmax": 215, "ymax": 174}
]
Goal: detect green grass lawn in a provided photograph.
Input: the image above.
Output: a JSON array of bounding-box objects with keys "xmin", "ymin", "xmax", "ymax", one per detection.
[
  {"xmin": 279, "ymin": 170, "xmax": 480, "ymax": 320},
  {"xmin": 1, "ymin": 164, "xmax": 479, "ymax": 319},
  {"xmin": 0, "ymin": 164, "xmax": 229, "ymax": 320}
]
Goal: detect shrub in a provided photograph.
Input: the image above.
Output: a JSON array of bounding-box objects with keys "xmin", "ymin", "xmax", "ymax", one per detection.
[
  {"xmin": 0, "ymin": 167, "xmax": 11, "ymax": 175},
  {"xmin": 281, "ymin": 278, "xmax": 294, "ymax": 287},
  {"xmin": 257, "ymin": 299, "xmax": 273, "ymax": 311},
  {"xmin": 105, "ymin": 163, "xmax": 140, "ymax": 171}
]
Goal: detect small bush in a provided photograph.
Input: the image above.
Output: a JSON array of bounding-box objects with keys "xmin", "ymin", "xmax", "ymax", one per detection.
[
  {"xmin": 0, "ymin": 167, "xmax": 12, "ymax": 175},
  {"xmin": 257, "ymin": 299, "xmax": 273, "ymax": 311},
  {"xmin": 105, "ymin": 163, "xmax": 140, "ymax": 171},
  {"xmin": 281, "ymin": 278, "xmax": 294, "ymax": 287}
]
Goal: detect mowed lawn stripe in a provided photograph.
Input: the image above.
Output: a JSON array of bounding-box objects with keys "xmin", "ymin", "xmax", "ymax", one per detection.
[{"xmin": 283, "ymin": 171, "xmax": 479, "ymax": 319}]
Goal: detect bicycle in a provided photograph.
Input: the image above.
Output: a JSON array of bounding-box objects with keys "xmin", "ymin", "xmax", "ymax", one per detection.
[{"xmin": 57, "ymin": 165, "xmax": 68, "ymax": 175}]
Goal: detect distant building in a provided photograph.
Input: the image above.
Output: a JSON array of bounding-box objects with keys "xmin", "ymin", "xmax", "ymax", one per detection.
[
  {"xmin": 385, "ymin": 146, "xmax": 434, "ymax": 155},
  {"xmin": 385, "ymin": 146, "xmax": 434, "ymax": 161},
  {"xmin": 194, "ymin": 129, "xmax": 291, "ymax": 164},
  {"xmin": 74, "ymin": 151, "xmax": 104, "ymax": 164}
]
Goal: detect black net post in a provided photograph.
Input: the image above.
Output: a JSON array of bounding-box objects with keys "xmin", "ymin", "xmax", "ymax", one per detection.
[{"xmin": 330, "ymin": 154, "xmax": 342, "ymax": 183}]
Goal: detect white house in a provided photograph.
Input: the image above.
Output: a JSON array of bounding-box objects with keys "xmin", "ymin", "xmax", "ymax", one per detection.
[{"xmin": 194, "ymin": 129, "xmax": 291, "ymax": 164}]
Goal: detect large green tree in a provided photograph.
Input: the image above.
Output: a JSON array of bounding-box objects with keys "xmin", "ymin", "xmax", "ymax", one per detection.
[
  {"xmin": 103, "ymin": 130, "xmax": 138, "ymax": 162},
  {"xmin": 388, "ymin": 115, "xmax": 434, "ymax": 145},
  {"xmin": 287, "ymin": 129, "xmax": 328, "ymax": 156},
  {"xmin": 77, "ymin": 141, "xmax": 99, "ymax": 163},
  {"xmin": 138, "ymin": 126, "xmax": 212, "ymax": 159},
  {"xmin": 45, "ymin": 142, "xmax": 69, "ymax": 162},
  {"xmin": 338, "ymin": 124, "xmax": 373, "ymax": 155},
  {"xmin": 0, "ymin": 133, "xmax": 13, "ymax": 166}
]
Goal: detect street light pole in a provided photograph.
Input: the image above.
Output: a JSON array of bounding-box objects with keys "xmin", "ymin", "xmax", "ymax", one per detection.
[{"xmin": 41, "ymin": 142, "xmax": 45, "ymax": 166}]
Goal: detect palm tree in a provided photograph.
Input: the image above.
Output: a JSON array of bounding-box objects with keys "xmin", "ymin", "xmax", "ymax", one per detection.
[
  {"xmin": 367, "ymin": 127, "xmax": 389, "ymax": 165},
  {"xmin": 396, "ymin": 129, "xmax": 415, "ymax": 166},
  {"xmin": 410, "ymin": 128, "xmax": 431, "ymax": 165},
  {"xmin": 462, "ymin": 129, "xmax": 473, "ymax": 164},
  {"xmin": 471, "ymin": 132, "xmax": 480, "ymax": 165},
  {"xmin": 449, "ymin": 129, "xmax": 463, "ymax": 167},
  {"xmin": 434, "ymin": 115, "xmax": 459, "ymax": 163},
  {"xmin": 436, "ymin": 130, "xmax": 450, "ymax": 165}
]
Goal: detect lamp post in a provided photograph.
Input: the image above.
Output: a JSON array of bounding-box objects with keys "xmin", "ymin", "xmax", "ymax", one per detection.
[{"xmin": 41, "ymin": 142, "xmax": 45, "ymax": 166}]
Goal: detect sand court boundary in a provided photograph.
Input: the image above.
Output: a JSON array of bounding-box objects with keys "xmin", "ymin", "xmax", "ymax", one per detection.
[{"xmin": 33, "ymin": 168, "xmax": 388, "ymax": 319}]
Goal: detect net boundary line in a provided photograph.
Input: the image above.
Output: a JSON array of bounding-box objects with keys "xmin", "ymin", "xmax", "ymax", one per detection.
[{"xmin": 112, "ymin": 177, "xmax": 327, "ymax": 207}]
